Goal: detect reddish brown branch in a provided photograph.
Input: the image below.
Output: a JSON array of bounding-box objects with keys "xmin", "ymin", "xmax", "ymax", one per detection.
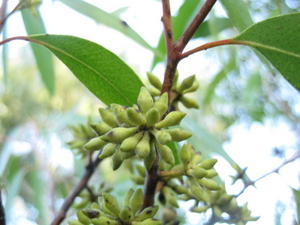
[
  {"xmin": 0, "ymin": 189, "xmax": 5, "ymax": 225},
  {"xmin": 180, "ymin": 39, "xmax": 238, "ymax": 59},
  {"xmin": 141, "ymin": 154, "xmax": 160, "ymax": 210},
  {"xmin": 161, "ymin": 0, "xmax": 174, "ymax": 58},
  {"xmin": 176, "ymin": 0, "xmax": 217, "ymax": 52},
  {"xmin": 50, "ymin": 154, "xmax": 102, "ymax": 225},
  {"xmin": 236, "ymin": 152, "xmax": 300, "ymax": 197}
]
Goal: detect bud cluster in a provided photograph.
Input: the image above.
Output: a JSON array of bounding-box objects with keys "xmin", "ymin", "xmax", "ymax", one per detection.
[
  {"xmin": 84, "ymin": 87, "xmax": 192, "ymax": 170},
  {"xmin": 147, "ymin": 72, "xmax": 199, "ymax": 109},
  {"xmin": 192, "ymin": 188, "xmax": 259, "ymax": 224},
  {"xmin": 69, "ymin": 189, "xmax": 161, "ymax": 225}
]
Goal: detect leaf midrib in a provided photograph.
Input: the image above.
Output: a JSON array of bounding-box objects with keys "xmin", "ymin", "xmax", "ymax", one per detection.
[{"xmin": 30, "ymin": 36, "xmax": 132, "ymax": 105}]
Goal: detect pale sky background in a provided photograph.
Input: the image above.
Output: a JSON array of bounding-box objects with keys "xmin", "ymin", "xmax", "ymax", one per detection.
[{"xmin": 2, "ymin": 0, "xmax": 300, "ymax": 225}]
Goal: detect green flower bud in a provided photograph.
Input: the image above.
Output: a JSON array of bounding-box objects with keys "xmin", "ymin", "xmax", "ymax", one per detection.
[
  {"xmin": 99, "ymin": 108, "xmax": 118, "ymax": 127},
  {"xmin": 102, "ymin": 127, "xmax": 138, "ymax": 143},
  {"xmin": 112, "ymin": 149, "xmax": 123, "ymax": 170},
  {"xmin": 155, "ymin": 111, "xmax": 186, "ymax": 129},
  {"xmin": 102, "ymin": 192, "xmax": 120, "ymax": 217},
  {"xmin": 119, "ymin": 206, "xmax": 132, "ymax": 223},
  {"xmin": 205, "ymin": 169, "xmax": 218, "ymax": 178},
  {"xmin": 190, "ymin": 167, "xmax": 207, "ymax": 179},
  {"xmin": 90, "ymin": 122, "xmax": 111, "ymax": 135},
  {"xmin": 127, "ymin": 107, "xmax": 147, "ymax": 125},
  {"xmin": 157, "ymin": 143, "xmax": 175, "ymax": 165},
  {"xmin": 167, "ymin": 128, "xmax": 192, "ymax": 142},
  {"xmin": 132, "ymin": 218, "xmax": 162, "ymax": 225},
  {"xmin": 200, "ymin": 159, "xmax": 218, "ymax": 170},
  {"xmin": 148, "ymin": 87, "xmax": 161, "ymax": 96},
  {"xmin": 154, "ymin": 130, "xmax": 172, "ymax": 145},
  {"xmin": 144, "ymin": 143, "xmax": 156, "ymax": 170},
  {"xmin": 136, "ymin": 164, "xmax": 146, "ymax": 177},
  {"xmin": 192, "ymin": 205, "xmax": 210, "ymax": 213},
  {"xmin": 180, "ymin": 96, "xmax": 199, "ymax": 108},
  {"xmin": 136, "ymin": 132, "xmax": 151, "ymax": 158},
  {"xmin": 154, "ymin": 93, "xmax": 168, "ymax": 116},
  {"xmin": 134, "ymin": 205, "xmax": 159, "ymax": 221},
  {"xmin": 68, "ymin": 220, "xmax": 83, "ymax": 225},
  {"xmin": 137, "ymin": 87, "xmax": 154, "ymax": 113},
  {"xmin": 213, "ymin": 206, "xmax": 223, "ymax": 217},
  {"xmin": 91, "ymin": 216, "xmax": 118, "ymax": 225},
  {"xmin": 177, "ymin": 75, "xmax": 195, "ymax": 93},
  {"xmin": 99, "ymin": 143, "xmax": 116, "ymax": 159},
  {"xmin": 84, "ymin": 137, "xmax": 107, "ymax": 151},
  {"xmin": 183, "ymin": 79, "xmax": 199, "ymax": 93},
  {"xmin": 147, "ymin": 72, "xmax": 162, "ymax": 90},
  {"xmin": 120, "ymin": 132, "xmax": 143, "ymax": 152},
  {"xmin": 199, "ymin": 179, "xmax": 220, "ymax": 190},
  {"xmin": 146, "ymin": 108, "xmax": 160, "ymax": 127},
  {"xmin": 132, "ymin": 175, "xmax": 145, "ymax": 185},
  {"xmin": 77, "ymin": 211, "xmax": 90, "ymax": 224},
  {"xmin": 180, "ymin": 144, "xmax": 193, "ymax": 165},
  {"xmin": 190, "ymin": 180, "xmax": 209, "ymax": 202},
  {"xmin": 124, "ymin": 188, "xmax": 135, "ymax": 206},
  {"xmin": 130, "ymin": 189, "xmax": 143, "ymax": 215}
]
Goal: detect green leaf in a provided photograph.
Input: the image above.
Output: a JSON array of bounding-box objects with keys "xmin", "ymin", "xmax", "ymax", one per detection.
[
  {"xmin": 234, "ymin": 13, "xmax": 300, "ymax": 91},
  {"xmin": 293, "ymin": 188, "xmax": 300, "ymax": 223},
  {"xmin": 203, "ymin": 53, "xmax": 236, "ymax": 106},
  {"xmin": 28, "ymin": 34, "xmax": 143, "ymax": 105},
  {"xmin": 151, "ymin": 0, "xmax": 203, "ymax": 68},
  {"xmin": 182, "ymin": 117, "xmax": 235, "ymax": 165},
  {"xmin": 2, "ymin": 27, "xmax": 8, "ymax": 85},
  {"xmin": 59, "ymin": 0, "xmax": 157, "ymax": 55},
  {"xmin": 21, "ymin": 8, "xmax": 55, "ymax": 95},
  {"xmin": 194, "ymin": 17, "xmax": 232, "ymax": 39},
  {"xmin": 220, "ymin": 0, "xmax": 254, "ymax": 31}
]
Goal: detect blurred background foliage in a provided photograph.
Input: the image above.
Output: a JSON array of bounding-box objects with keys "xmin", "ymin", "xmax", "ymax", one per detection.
[{"xmin": 0, "ymin": 0, "xmax": 299, "ymax": 225}]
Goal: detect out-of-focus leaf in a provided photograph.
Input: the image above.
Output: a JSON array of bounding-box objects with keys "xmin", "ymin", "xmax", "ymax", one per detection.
[
  {"xmin": 5, "ymin": 169, "xmax": 25, "ymax": 218},
  {"xmin": 194, "ymin": 17, "xmax": 231, "ymax": 38},
  {"xmin": 112, "ymin": 6, "xmax": 128, "ymax": 16},
  {"xmin": 0, "ymin": 143, "xmax": 11, "ymax": 176},
  {"xmin": 21, "ymin": 8, "xmax": 55, "ymax": 95},
  {"xmin": 293, "ymin": 188, "xmax": 300, "ymax": 223},
  {"xmin": 2, "ymin": 27, "xmax": 8, "ymax": 85},
  {"xmin": 220, "ymin": 0, "xmax": 254, "ymax": 31},
  {"xmin": 182, "ymin": 117, "xmax": 235, "ymax": 165},
  {"xmin": 234, "ymin": 13, "xmax": 300, "ymax": 91},
  {"xmin": 59, "ymin": 0, "xmax": 157, "ymax": 55},
  {"xmin": 203, "ymin": 54, "xmax": 236, "ymax": 106},
  {"xmin": 28, "ymin": 168, "xmax": 47, "ymax": 225},
  {"xmin": 27, "ymin": 34, "xmax": 143, "ymax": 106},
  {"xmin": 151, "ymin": 0, "xmax": 203, "ymax": 68}
]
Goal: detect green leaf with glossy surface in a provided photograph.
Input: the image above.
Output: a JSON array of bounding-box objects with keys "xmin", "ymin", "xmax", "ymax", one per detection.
[
  {"xmin": 220, "ymin": 0, "xmax": 253, "ymax": 31},
  {"xmin": 151, "ymin": 0, "xmax": 203, "ymax": 68},
  {"xmin": 21, "ymin": 9, "xmax": 55, "ymax": 95},
  {"xmin": 28, "ymin": 34, "xmax": 143, "ymax": 105},
  {"xmin": 234, "ymin": 13, "xmax": 300, "ymax": 91},
  {"xmin": 60, "ymin": 0, "xmax": 157, "ymax": 55}
]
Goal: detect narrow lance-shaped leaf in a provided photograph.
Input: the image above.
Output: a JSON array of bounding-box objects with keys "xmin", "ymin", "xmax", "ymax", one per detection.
[
  {"xmin": 2, "ymin": 27, "xmax": 8, "ymax": 85},
  {"xmin": 233, "ymin": 13, "xmax": 300, "ymax": 91},
  {"xmin": 59, "ymin": 0, "xmax": 159, "ymax": 56},
  {"xmin": 151, "ymin": 0, "xmax": 203, "ymax": 68},
  {"xmin": 194, "ymin": 17, "xmax": 231, "ymax": 39},
  {"xmin": 203, "ymin": 51, "xmax": 236, "ymax": 106},
  {"xmin": 21, "ymin": 8, "xmax": 55, "ymax": 95},
  {"xmin": 27, "ymin": 34, "xmax": 143, "ymax": 106},
  {"xmin": 293, "ymin": 189, "xmax": 300, "ymax": 224}
]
